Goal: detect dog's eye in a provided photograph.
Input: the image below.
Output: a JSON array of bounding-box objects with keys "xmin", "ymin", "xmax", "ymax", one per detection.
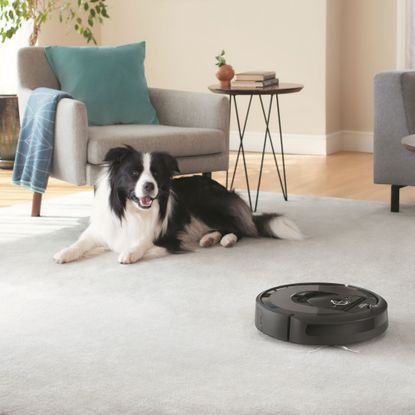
[{"xmin": 131, "ymin": 170, "xmax": 140, "ymax": 177}]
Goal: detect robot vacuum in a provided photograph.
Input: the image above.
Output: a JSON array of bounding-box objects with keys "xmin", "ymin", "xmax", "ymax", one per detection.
[{"xmin": 255, "ymin": 283, "xmax": 388, "ymax": 345}]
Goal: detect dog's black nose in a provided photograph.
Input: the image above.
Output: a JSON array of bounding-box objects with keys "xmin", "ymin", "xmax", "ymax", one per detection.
[{"xmin": 143, "ymin": 182, "xmax": 155, "ymax": 193}]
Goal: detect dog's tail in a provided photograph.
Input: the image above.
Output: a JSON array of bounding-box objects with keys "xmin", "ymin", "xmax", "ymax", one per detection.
[{"xmin": 252, "ymin": 213, "xmax": 303, "ymax": 240}]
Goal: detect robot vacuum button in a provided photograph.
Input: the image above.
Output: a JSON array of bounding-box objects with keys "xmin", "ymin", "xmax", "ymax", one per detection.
[{"xmin": 330, "ymin": 297, "xmax": 350, "ymax": 306}]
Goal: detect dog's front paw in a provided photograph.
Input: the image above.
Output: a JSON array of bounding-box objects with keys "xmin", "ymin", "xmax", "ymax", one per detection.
[
  {"xmin": 53, "ymin": 247, "xmax": 81, "ymax": 264},
  {"xmin": 118, "ymin": 250, "xmax": 143, "ymax": 264}
]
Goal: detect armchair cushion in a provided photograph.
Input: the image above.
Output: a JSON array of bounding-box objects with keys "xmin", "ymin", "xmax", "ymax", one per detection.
[
  {"xmin": 87, "ymin": 124, "xmax": 227, "ymax": 164},
  {"xmin": 44, "ymin": 42, "xmax": 158, "ymax": 126}
]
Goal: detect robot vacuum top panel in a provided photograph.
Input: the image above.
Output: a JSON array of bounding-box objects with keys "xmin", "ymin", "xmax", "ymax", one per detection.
[{"xmin": 255, "ymin": 283, "xmax": 388, "ymax": 345}]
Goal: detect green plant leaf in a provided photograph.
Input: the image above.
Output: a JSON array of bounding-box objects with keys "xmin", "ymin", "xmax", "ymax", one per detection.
[{"xmin": 0, "ymin": 0, "xmax": 110, "ymax": 44}]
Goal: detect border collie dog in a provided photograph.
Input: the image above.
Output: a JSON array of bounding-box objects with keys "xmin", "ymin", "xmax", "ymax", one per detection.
[{"xmin": 54, "ymin": 146, "xmax": 302, "ymax": 265}]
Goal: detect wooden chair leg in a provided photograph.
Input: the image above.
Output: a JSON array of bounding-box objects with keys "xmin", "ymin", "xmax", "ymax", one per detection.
[{"xmin": 31, "ymin": 192, "xmax": 42, "ymax": 217}]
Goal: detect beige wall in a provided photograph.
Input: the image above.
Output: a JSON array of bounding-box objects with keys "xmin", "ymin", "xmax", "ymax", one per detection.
[
  {"xmin": 326, "ymin": 0, "xmax": 343, "ymax": 134},
  {"xmin": 39, "ymin": 5, "xmax": 101, "ymax": 46},
  {"xmin": 101, "ymin": 0, "xmax": 328, "ymax": 136},
  {"xmin": 341, "ymin": 0, "xmax": 397, "ymax": 133},
  {"xmin": 325, "ymin": 0, "xmax": 397, "ymax": 136},
  {"xmin": 38, "ymin": 0, "xmax": 400, "ymax": 148}
]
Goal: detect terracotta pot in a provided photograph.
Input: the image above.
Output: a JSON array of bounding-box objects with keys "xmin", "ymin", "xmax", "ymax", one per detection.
[
  {"xmin": 0, "ymin": 95, "xmax": 20, "ymax": 169},
  {"xmin": 216, "ymin": 64, "xmax": 235, "ymax": 89}
]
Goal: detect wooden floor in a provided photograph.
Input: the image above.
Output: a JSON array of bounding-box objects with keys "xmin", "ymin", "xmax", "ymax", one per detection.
[{"xmin": 1, "ymin": 151, "xmax": 415, "ymax": 208}]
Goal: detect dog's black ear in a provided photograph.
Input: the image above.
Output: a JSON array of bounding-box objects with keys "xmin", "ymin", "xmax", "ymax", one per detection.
[
  {"xmin": 104, "ymin": 145, "xmax": 136, "ymax": 163},
  {"xmin": 157, "ymin": 152, "xmax": 180, "ymax": 177}
]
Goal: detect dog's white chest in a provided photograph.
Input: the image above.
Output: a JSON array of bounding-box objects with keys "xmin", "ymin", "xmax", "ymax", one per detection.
[
  {"xmin": 90, "ymin": 180, "xmax": 161, "ymax": 253},
  {"xmin": 93, "ymin": 205, "xmax": 160, "ymax": 253}
]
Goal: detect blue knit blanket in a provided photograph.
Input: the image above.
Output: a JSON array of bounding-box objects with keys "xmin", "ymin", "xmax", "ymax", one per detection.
[{"xmin": 12, "ymin": 88, "xmax": 72, "ymax": 193}]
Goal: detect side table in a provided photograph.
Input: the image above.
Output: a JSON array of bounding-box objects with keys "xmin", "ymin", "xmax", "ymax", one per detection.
[
  {"xmin": 401, "ymin": 135, "xmax": 415, "ymax": 153},
  {"xmin": 209, "ymin": 83, "xmax": 303, "ymax": 211}
]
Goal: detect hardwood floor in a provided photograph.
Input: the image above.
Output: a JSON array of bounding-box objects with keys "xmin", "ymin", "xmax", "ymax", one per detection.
[{"xmin": 1, "ymin": 151, "xmax": 415, "ymax": 208}]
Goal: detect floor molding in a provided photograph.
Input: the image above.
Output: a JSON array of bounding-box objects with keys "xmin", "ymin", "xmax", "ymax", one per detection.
[{"xmin": 229, "ymin": 130, "xmax": 373, "ymax": 155}]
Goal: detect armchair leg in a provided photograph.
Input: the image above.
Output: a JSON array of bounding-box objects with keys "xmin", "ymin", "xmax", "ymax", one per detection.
[
  {"xmin": 31, "ymin": 192, "xmax": 43, "ymax": 217},
  {"xmin": 391, "ymin": 185, "xmax": 405, "ymax": 213},
  {"xmin": 202, "ymin": 172, "xmax": 212, "ymax": 179}
]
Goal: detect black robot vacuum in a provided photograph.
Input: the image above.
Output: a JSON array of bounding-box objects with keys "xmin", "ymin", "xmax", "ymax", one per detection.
[{"xmin": 255, "ymin": 283, "xmax": 388, "ymax": 345}]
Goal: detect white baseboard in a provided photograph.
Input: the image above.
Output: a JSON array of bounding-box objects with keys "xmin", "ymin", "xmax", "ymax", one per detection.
[{"xmin": 229, "ymin": 130, "xmax": 373, "ymax": 155}]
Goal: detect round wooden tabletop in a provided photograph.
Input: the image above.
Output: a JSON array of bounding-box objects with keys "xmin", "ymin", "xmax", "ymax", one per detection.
[
  {"xmin": 402, "ymin": 135, "xmax": 415, "ymax": 153},
  {"xmin": 208, "ymin": 82, "xmax": 303, "ymax": 96}
]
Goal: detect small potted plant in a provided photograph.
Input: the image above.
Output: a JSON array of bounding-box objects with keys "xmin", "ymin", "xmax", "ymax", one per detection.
[{"xmin": 215, "ymin": 50, "xmax": 234, "ymax": 89}]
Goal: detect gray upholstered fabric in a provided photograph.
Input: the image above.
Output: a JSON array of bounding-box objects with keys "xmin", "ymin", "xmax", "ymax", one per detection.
[
  {"xmin": 374, "ymin": 71, "xmax": 415, "ymax": 185},
  {"xmin": 17, "ymin": 47, "xmax": 59, "ymax": 91},
  {"xmin": 86, "ymin": 152, "xmax": 229, "ymax": 184},
  {"xmin": 401, "ymin": 72, "xmax": 415, "ymax": 134},
  {"xmin": 149, "ymin": 88, "xmax": 230, "ymax": 133},
  {"xmin": 16, "ymin": 47, "xmax": 230, "ymax": 187},
  {"xmin": 51, "ymin": 99, "xmax": 89, "ymax": 185},
  {"xmin": 174, "ymin": 152, "xmax": 229, "ymax": 175},
  {"xmin": 17, "ymin": 47, "xmax": 59, "ymax": 117},
  {"xmin": 87, "ymin": 124, "xmax": 227, "ymax": 164}
]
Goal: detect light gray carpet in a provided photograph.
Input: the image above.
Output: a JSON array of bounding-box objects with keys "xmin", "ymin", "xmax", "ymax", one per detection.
[{"xmin": 1, "ymin": 191, "xmax": 415, "ymax": 415}]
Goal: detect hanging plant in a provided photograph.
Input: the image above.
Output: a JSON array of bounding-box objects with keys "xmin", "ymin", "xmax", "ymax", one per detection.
[{"xmin": 0, "ymin": 0, "xmax": 110, "ymax": 46}]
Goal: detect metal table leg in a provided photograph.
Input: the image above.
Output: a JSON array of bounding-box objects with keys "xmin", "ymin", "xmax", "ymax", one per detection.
[
  {"xmin": 228, "ymin": 93, "xmax": 288, "ymax": 212},
  {"xmin": 229, "ymin": 94, "xmax": 253, "ymax": 210},
  {"xmin": 254, "ymin": 94, "xmax": 288, "ymax": 211},
  {"xmin": 275, "ymin": 94, "xmax": 288, "ymax": 200}
]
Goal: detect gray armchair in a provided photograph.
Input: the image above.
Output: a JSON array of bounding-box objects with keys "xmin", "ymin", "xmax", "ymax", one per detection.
[
  {"xmin": 374, "ymin": 71, "xmax": 415, "ymax": 212},
  {"xmin": 17, "ymin": 47, "xmax": 230, "ymax": 216}
]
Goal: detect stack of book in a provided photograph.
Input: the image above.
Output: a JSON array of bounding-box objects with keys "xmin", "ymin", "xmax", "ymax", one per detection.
[{"xmin": 231, "ymin": 71, "xmax": 279, "ymax": 89}]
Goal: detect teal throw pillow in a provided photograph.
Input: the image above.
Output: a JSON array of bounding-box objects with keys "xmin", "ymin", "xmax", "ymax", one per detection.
[{"xmin": 44, "ymin": 42, "xmax": 158, "ymax": 126}]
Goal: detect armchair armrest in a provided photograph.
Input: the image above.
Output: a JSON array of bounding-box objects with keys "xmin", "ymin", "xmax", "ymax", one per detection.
[
  {"xmin": 148, "ymin": 88, "xmax": 230, "ymax": 134},
  {"xmin": 17, "ymin": 47, "xmax": 60, "ymax": 118},
  {"xmin": 17, "ymin": 84, "xmax": 88, "ymax": 185},
  {"xmin": 16, "ymin": 87, "xmax": 32, "ymax": 123},
  {"xmin": 50, "ymin": 98, "xmax": 89, "ymax": 185},
  {"xmin": 373, "ymin": 71, "xmax": 415, "ymax": 185}
]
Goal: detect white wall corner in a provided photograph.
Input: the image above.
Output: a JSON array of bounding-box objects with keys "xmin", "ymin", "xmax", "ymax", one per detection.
[
  {"xmin": 229, "ymin": 130, "xmax": 373, "ymax": 155},
  {"xmin": 326, "ymin": 132, "xmax": 343, "ymax": 154},
  {"xmin": 341, "ymin": 131, "xmax": 374, "ymax": 153}
]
